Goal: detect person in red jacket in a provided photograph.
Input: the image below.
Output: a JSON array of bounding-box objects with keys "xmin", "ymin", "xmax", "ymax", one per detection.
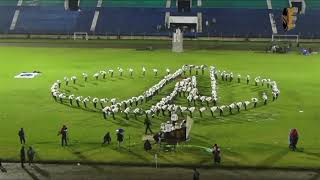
[{"xmin": 289, "ymin": 128, "xmax": 299, "ymax": 151}]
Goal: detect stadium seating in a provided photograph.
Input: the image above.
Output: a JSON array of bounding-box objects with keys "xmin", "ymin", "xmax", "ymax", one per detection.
[
  {"xmin": 201, "ymin": 8, "xmax": 272, "ymax": 37},
  {"xmin": 202, "ymin": 0, "xmax": 288, "ymax": 9},
  {"xmin": 95, "ymin": 7, "xmax": 166, "ymax": 35},
  {"xmin": 0, "ymin": 6, "xmax": 15, "ymax": 33},
  {"xmin": 308, "ymin": 0, "xmax": 320, "ymax": 9},
  {"xmin": 13, "ymin": 6, "xmax": 94, "ymax": 34},
  {"xmin": 104, "ymin": 0, "xmax": 165, "ymax": 7},
  {"xmin": 0, "ymin": 0, "xmax": 320, "ymax": 38},
  {"xmin": 22, "ymin": 0, "xmax": 64, "ymax": 6}
]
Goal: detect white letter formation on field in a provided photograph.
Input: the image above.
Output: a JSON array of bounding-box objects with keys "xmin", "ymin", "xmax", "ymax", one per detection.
[{"xmin": 50, "ymin": 65, "xmax": 280, "ymax": 119}]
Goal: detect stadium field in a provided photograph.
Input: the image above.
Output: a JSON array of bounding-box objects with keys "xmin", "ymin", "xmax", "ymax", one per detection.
[{"xmin": 0, "ymin": 45, "xmax": 320, "ymax": 169}]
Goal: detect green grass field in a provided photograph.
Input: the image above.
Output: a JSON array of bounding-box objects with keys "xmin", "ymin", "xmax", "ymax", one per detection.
[{"xmin": 0, "ymin": 45, "xmax": 320, "ymax": 168}]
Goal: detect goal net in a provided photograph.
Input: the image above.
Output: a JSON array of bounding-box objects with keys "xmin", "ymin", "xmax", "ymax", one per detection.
[
  {"xmin": 271, "ymin": 34, "xmax": 299, "ymax": 43},
  {"xmin": 73, "ymin": 32, "xmax": 89, "ymax": 40}
]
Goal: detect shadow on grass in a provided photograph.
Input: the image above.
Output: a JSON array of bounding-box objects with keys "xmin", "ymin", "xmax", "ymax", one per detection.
[
  {"xmin": 69, "ymin": 86, "xmax": 78, "ymax": 90},
  {"xmin": 32, "ymin": 165, "xmax": 50, "ymax": 178},
  {"xmin": 67, "ymin": 142, "xmax": 154, "ymax": 165},
  {"xmin": 59, "ymin": 103, "xmax": 99, "ymax": 114},
  {"xmin": 110, "ymin": 145, "xmax": 151, "ymax": 162},
  {"xmin": 300, "ymin": 150, "xmax": 320, "ymax": 159},
  {"xmin": 0, "ymin": 163, "xmax": 7, "ymax": 173},
  {"xmin": 188, "ymin": 136, "xmax": 211, "ymax": 147},
  {"xmin": 309, "ymin": 172, "xmax": 320, "ymax": 180},
  {"xmin": 255, "ymin": 144, "xmax": 289, "ymax": 166},
  {"xmin": 76, "ymin": 83, "xmax": 85, "ymax": 87},
  {"xmin": 193, "ymin": 110, "xmax": 277, "ymax": 127},
  {"xmin": 88, "ymin": 82, "xmax": 99, "ymax": 86},
  {"xmin": 224, "ymin": 148, "xmax": 250, "ymax": 163},
  {"xmin": 68, "ymin": 147, "xmax": 105, "ymax": 173},
  {"xmin": 156, "ymin": 153, "xmax": 175, "ymax": 163},
  {"xmin": 33, "ymin": 141, "xmax": 55, "ymax": 145},
  {"xmin": 23, "ymin": 167, "xmax": 40, "ymax": 180},
  {"xmin": 107, "ymin": 115, "xmax": 147, "ymax": 129}
]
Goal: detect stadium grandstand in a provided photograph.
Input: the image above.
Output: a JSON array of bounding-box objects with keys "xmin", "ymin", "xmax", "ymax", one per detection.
[{"xmin": 0, "ymin": 0, "xmax": 319, "ymax": 38}]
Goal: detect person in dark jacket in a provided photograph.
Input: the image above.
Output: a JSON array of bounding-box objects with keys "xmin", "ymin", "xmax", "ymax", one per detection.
[
  {"xmin": 18, "ymin": 128, "xmax": 26, "ymax": 144},
  {"xmin": 20, "ymin": 146, "xmax": 26, "ymax": 168},
  {"xmin": 0, "ymin": 159, "xmax": 7, "ymax": 173},
  {"xmin": 117, "ymin": 131, "xmax": 124, "ymax": 148},
  {"xmin": 144, "ymin": 140, "xmax": 152, "ymax": 151},
  {"xmin": 193, "ymin": 168, "xmax": 200, "ymax": 180},
  {"xmin": 144, "ymin": 118, "xmax": 153, "ymax": 135},
  {"xmin": 212, "ymin": 144, "xmax": 221, "ymax": 164},
  {"xmin": 58, "ymin": 125, "xmax": 68, "ymax": 146},
  {"xmin": 153, "ymin": 133, "xmax": 161, "ymax": 144},
  {"xmin": 27, "ymin": 146, "xmax": 35, "ymax": 166},
  {"xmin": 102, "ymin": 132, "xmax": 111, "ymax": 145}
]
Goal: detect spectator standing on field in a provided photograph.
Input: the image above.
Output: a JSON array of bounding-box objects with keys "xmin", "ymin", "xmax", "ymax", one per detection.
[
  {"xmin": 0, "ymin": 159, "xmax": 7, "ymax": 172},
  {"xmin": 193, "ymin": 168, "xmax": 200, "ymax": 180},
  {"xmin": 144, "ymin": 118, "xmax": 153, "ymax": 135},
  {"xmin": 144, "ymin": 140, "xmax": 152, "ymax": 151},
  {"xmin": 102, "ymin": 132, "xmax": 111, "ymax": 145},
  {"xmin": 58, "ymin": 125, "xmax": 68, "ymax": 146},
  {"xmin": 212, "ymin": 144, "xmax": 221, "ymax": 164},
  {"xmin": 116, "ymin": 129, "xmax": 124, "ymax": 148},
  {"xmin": 27, "ymin": 146, "xmax": 35, "ymax": 166},
  {"xmin": 289, "ymin": 128, "xmax": 299, "ymax": 151},
  {"xmin": 18, "ymin": 128, "xmax": 26, "ymax": 144},
  {"xmin": 20, "ymin": 146, "xmax": 26, "ymax": 168}
]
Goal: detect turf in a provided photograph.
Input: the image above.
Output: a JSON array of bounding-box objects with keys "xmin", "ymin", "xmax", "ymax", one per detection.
[{"xmin": 0, "ymin": 46, "xmax": 320, "ymax": 168}]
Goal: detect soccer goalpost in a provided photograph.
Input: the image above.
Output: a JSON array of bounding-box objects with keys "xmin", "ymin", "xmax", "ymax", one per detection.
[
  {"xmin": 271, "ymin": 34, "xmax": 299, "ymax": 43},
  {"xmin": 73, "ymin": 32, "xmax": 89, "ymax": 40}
]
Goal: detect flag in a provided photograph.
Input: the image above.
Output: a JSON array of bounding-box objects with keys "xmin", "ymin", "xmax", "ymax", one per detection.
[{"xmin": 282, "ymin": 7, "xmax": 298, "ymax": 31}]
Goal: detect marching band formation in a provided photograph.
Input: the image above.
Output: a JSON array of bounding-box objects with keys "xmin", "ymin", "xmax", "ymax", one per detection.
[{"xmin": 50, "ymin": 65, "xmax": 280, "ymax": 120}]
